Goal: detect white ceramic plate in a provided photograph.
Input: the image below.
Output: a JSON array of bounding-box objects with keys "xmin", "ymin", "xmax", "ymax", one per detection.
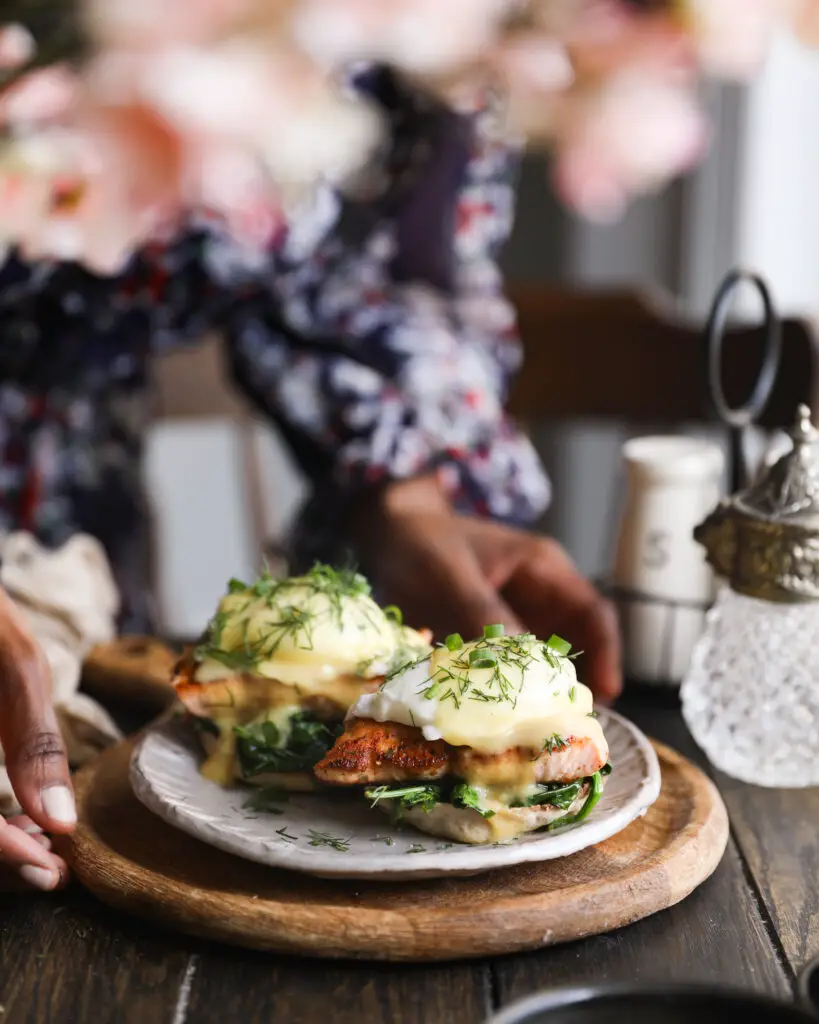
[{"xmin": 129, "ymin": 708, "xmax": 661, "ymax": 881}]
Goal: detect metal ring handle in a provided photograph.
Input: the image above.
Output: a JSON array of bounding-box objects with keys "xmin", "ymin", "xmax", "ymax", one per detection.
[{"xmin": 706, "ymin": 267, "xmax": 783, "ymax": 429}]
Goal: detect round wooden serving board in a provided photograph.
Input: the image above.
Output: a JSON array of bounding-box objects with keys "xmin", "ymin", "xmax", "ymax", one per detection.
[{"xmin": 64, "ymin": 734, "xmax": 729, "ymax": 962}]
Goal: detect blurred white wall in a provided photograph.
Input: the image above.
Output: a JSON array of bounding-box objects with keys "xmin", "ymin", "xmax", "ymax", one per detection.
[
  {"xmin": 144, "ymin": 417, "xmax": 308, "ymax": 638},
  {"xmin": 734, "ymin": 29, "xmax": 819, "ymax": 319}
]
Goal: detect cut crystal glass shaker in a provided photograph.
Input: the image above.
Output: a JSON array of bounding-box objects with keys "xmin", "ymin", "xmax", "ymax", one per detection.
[{"xmin": 680, "ymin": 269, "xmax": 819, "ymax": 787}]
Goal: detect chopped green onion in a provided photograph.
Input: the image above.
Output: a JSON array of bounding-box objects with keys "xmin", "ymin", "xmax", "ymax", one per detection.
[
  {"xmin": 383, "ymin": 605, "xmax": 403, "ymax": 625},
  {"xmin": 546, "ymin": 634, "xmax": 572, "ymax": 657},
  {"xmin": 445, "ymin": 633, "xmax": 464, "ymax": 651},
  {"xmin": 483, "ymin": 623, "xmax": 505, "ymax": 639},
  {"xmin": 469, "ymin": 650, "xmax": 498, "ymax": 669}
]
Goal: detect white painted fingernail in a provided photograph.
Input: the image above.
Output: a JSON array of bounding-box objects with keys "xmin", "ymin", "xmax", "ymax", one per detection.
[
  {"xmin": 41, "ymin": 785, "xmax": 76, "ymax": 825},
  {"xmin": 19, "ymin": 864, "xmax": 57, "ymax": 890},
  {"xmin": 23, "ymin": 824, "xmax": 43, "ymax": 835}
]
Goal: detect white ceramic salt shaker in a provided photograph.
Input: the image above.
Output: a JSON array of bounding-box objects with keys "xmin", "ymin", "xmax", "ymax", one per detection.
[{"xmin": 611, "ymin": 435, "xmax": 725, "ymax": 684}]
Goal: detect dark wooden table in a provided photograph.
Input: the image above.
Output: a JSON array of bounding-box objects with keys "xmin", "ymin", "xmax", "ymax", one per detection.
[{"xmin": 1, "ymin": 686, "xmax": 816, "ymax": 1024}]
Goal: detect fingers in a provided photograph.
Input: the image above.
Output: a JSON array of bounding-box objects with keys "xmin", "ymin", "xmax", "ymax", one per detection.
[
  {"xmin": 369, "ymin": 478, "xmax": 528, "ymax": 639},
  {"xmin": 0, "ymin": 815, "xmax": 68, "ymax": 891},
  {"xmin": 406, "ymin": 518, "xmax": 526, "ymax": 640},
  {"xmin": 408, "ymin": 520, "xmax": 526, "ymax": 640},
  {"xmin": 505, "ymin": 539, "xmax": 622, "ymax": 702},
  {"xmin": 0, "ymin": 589, "xmax": 76, "ymax": 833},
  {"xmin": 6, "ymin": 814, "xmax": 53, "ymax": 850},
  {"xmin": 461, "ymin": 519, "xmax": 623, "ymax": 701},
  {"xmin": 578, "ymin": 592, "xmax": 622, "ymax": 705}
]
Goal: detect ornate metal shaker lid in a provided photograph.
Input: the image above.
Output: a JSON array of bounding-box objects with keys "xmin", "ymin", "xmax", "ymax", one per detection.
[
  {"xmin": 695, "ymin": 405, "xmax": 819, "ymax": 602},
  {"xmin": 692, "ymin": 268, "xmax": 819, "ymax": 602}
]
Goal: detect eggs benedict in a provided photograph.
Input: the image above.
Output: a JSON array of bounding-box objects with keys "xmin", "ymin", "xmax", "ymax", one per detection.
[
  {"xmin": 313, "ymin": 626, "xmax": 610, "ymax": 843},
  {"xmin": 174, "ymin": 563, "xmax": 432, "ymax": 791}
]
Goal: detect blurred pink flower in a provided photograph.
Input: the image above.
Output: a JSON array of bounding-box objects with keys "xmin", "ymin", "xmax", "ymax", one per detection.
[
  {"xmin": 293, "ymin": 0, "xmax": 507, "ymax": 73},
  {"xmin": 82, "ymin": 0, "xmax": 265, "ymax": 47},
  {"xmin": 683, "ymin": 0, "xmax": 784, "ymax": 77},
  {"xmin": 0, "ymin": 65, "xmax": 78, "ymax": 127},
  {"xmin": 788, "ymin": 0, "xmax": 819, "ymax": 45},
  {"xmin": 491, "ymin": 32, "xmax": 574, "ymax": 137},
  {"xmin": 552, "ymin": 64, "xmax": 708, "ymax": 222},
  {"xmin": 140, "ymin": 40, "xmax": 383, "ymax": 194},
  {"xmin": 0, "ymin": 143, "xmax": 59, "ymax": 256},
  {"xmin": 0, "ymin": 23, "xmax": 35, "ymax": 69},
  {"xmin": 0, "ymin": 0, "xmax": 803, "ymax": 270}
]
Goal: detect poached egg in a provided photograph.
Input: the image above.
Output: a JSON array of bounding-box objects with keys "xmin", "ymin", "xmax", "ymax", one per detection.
[
  {"xmin": 353, "ymin": 631, "xmax": 605, "ymax": 754},
  {"xmin": 193, "ymin": 568, "xmax": 431, "ymax": 693}
]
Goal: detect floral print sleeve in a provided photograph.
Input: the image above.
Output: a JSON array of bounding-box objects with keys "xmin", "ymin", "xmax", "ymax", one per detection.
[
  {"xmin": 0, "ymin": 69, "xmax": 549, "ymax": 617},
  {"xmin": 220, "ymin": 99, "xmax": 550, "ymax": 568}
]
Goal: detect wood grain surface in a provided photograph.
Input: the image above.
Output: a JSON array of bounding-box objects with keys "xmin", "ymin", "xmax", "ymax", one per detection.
[
  {"xmin": 620, "ymin": 690, "xmax": 816, "ymax": 987},
  {"xmin": 711, "ymin": 770, "xmax": 819, "ymax": 977},
  {"xmin": 64, "ymin": 733, "xmax": 729, "ymax": 963}
]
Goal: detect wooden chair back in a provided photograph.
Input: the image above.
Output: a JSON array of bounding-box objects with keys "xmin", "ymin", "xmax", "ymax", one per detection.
[{"xmin": 507, "ymin": 284, "xmax": 819, "ymax": 432}]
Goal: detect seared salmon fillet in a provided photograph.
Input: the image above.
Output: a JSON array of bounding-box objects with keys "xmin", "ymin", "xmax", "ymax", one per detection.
[
  {"xmin": 313, "ymin": 717, "xmax": 609, "ymax": 786},
  {"xmin": 312, "ymin": 718, "xmax": 451, "ymax": 783}
]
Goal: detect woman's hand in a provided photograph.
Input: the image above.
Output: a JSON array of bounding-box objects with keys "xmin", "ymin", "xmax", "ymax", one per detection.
[
  {"xmin": 352, "ymin": 475, "xmax": 622, "ymax": 703},
  {"xmin": 0, "ymin": 587, "xmax": 74, "ymax": 891}
]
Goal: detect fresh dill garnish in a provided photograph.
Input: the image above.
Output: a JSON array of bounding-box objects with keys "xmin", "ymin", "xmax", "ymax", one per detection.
[
  {"xmin": 192, "ymin": 560, "xmax": 400, "ymax": 673},
  {"xmin": 412, "ymin": 631, "xmax": 559, "ymax": 710},
  {"xmin": 276, "ymin": 826, "xmax": 299, "ymax": 843},
  {"xmin": 542, "ymin": 734, "xmax": 568, "ymax": 754},
  {"xmin": 406, "ymin": 844, "xmax": 426, "ymax": 854},
  {"xmin": 307, "ymin": 830, "xmax": 351, "ymax": 852},
  {"xmin": 385, "ymin": 652, "xmax": 424, "ymax": 682},
  {"xmin": 568, "ymin": 686, "xmax": 577, "ymax": 702},
  {"xmin": 542, "ymin": 646, "xmax": 562, "ymax": 671},
  {"xmin": 370, "ymin": 835, "xmax": 395, "ymax": 846},
  {"xmin": 587, "ymin": 710, "xmax": 599, "ymax": 719},
  {"xmin": 305, "ymin": 561, "xmax": 371, "ymax": 599}
]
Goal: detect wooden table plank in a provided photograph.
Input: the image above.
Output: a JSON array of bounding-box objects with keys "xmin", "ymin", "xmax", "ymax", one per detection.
[
  {"xmin": 492, "ymin": 839, "xmax": 791, "ymax": 1009},
  {"xmin": 184, "ymin": 948, "xmax": 492, "ymax": 1024},
  {"xmin": 711, "ymin": 771, "xmax": 819, "ymax": 977},
  {"xmin": 617, "ymin": 686, "xmax": 819, "ymax": 982},
  {"xmin": 0, "ymin": 888, "xmax": 188, "ymax": 1024}
]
